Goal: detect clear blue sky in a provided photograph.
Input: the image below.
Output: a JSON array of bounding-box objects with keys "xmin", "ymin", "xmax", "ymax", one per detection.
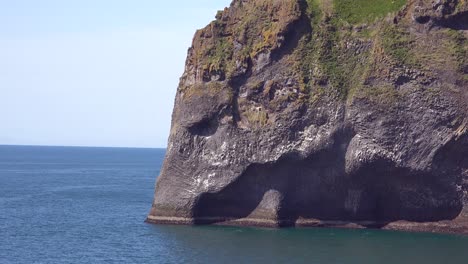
[{"xmin": 0, "ymin": 0, "xmax": 232, "ymax": 148}]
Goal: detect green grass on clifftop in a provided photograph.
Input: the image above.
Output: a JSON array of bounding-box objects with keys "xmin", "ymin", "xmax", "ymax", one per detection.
[{"xmin": 334, "ymin": 0, "xmax": 406, "ymax": 24}]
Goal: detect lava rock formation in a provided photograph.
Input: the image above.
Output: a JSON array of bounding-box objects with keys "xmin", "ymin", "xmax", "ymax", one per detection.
[{"xmin": 148, "ymin": 0, "xmax": 468, "ymax": 234}]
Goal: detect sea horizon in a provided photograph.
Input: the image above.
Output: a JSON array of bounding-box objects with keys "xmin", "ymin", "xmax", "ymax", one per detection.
[{"xmin": 0, "ymin": 144, "xmax": 166, "ymax": 150}]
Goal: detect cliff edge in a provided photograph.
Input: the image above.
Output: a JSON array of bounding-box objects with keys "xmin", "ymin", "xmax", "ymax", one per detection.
[{"xmin": 147, "ymin": 0, "xmax": 468, "ymax": 234}]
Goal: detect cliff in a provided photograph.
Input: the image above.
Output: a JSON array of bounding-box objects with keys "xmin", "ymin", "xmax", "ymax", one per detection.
[{"xmin": 147, "ymin": 0, "xmax": 468, "ymax": 234}]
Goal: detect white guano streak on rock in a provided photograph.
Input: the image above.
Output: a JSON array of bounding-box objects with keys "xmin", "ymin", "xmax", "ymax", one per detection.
[{"xmin": 200, "ymin": 141, "xmax": 230, "ymax": 167}]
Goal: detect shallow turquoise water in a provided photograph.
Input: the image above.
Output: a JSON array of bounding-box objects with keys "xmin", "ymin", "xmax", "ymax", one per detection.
[{"xmin": 1, "ymin": 145, "xmax": 467, "ymax": 263}]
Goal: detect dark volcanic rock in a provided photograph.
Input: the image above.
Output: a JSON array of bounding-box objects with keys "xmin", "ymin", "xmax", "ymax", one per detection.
[{"xmin": 147, "ymin": 0, "xmax": 468, "ymax": 234}]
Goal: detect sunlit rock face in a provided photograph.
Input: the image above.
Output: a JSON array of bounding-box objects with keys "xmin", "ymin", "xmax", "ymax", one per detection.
[{"xmin": 147, "ymin": 0, "xmax": 468, "ymax": 234}]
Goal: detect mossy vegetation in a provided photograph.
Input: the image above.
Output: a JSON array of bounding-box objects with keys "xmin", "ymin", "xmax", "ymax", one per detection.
[
  {"xmin": 447, "ymin": 29, "xmax": 468, "ymax": 74},
  {"xmin": 333, "ymin": 0, "xmax": 406, "ymax": 24},
  {"xmin": 380, "ymin": 24, "xmax": 418, "ymax": 66},
  {"xmin": 295, "ymin": 12, "xmax": 344, "ymax": 100},
  {"xmin": 297, "ymin": 0, "xmax": 375, "ymax": 102},
  {"xmin": 352, "ymin": 84, "xmax": 401, "ymax": 106},
  {"xmin": 204, "ymin": 37, "xmax": 234, "ymax": 74},
  {"xmin": 354, "ymin": 27, "xmax": 375, "ymax": 39},
  {"xmin": 236, "ymin": 0, "xmax": 300, "ymax": 58},
  {"xmin": 305, "ymin": 0, "xmax": 324, "ymax": 24},
  {"xmin": 244, "ymin": 108, "xmax": 269, "ymax": 127},
  {"xmin": 236, "ymin": 8, "xmax": 271, "ymax": 57},
  {"xmin": 189, "ymin": 0, "xmax": 465, "ymax": 109},
  {"xmin": 195, "ymin": 0, "xmax": 302, "ymax": 81},
  {"xmin": 182, "ymin": 81, "xmax": 230, "ymax": 100}
]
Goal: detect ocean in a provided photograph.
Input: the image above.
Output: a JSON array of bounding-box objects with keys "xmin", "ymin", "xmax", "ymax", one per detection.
[{"xmin": 1, "ymin": 145, "xmax": 467, "ymax": 263}]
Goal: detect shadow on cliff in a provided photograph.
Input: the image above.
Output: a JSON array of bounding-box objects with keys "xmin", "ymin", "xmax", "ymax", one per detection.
[
  {"xmin": 435, "ymin": 11, "xmax": 468, "ymax": 30},
  {"xmin": 192, "ymin": 128, "xmax": 466, "ymax": 228}
]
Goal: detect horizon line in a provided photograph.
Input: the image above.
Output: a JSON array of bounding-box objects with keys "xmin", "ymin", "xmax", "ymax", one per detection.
[{"xmin": 0, "ymin": 143, "xmax": 166, "ymax": 150}]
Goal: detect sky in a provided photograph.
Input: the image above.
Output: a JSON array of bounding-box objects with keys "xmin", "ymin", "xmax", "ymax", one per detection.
[{"xmin": 0, "ymin": 0, "xmax": 232, "ymax": 148}]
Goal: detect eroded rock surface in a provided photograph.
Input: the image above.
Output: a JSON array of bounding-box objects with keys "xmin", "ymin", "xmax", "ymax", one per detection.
[{"xmin": 148, "ymin": 0, "xmax": 468, "ymax": 234}]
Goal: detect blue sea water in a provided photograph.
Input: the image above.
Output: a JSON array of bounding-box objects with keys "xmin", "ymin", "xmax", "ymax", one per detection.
[{"xmin": 1, "ymin": 145, "xmax": 468, "ymax": 264}]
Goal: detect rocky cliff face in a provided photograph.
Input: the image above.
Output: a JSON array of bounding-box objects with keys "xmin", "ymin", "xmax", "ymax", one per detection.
[{"xmin": 148, "ymin": 0, "xmax": 468, "ymax": 234}]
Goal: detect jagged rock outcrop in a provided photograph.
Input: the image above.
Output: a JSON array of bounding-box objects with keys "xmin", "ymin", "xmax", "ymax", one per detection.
[{"xmin": 147, "ymin": 0, "xmax": 468, "ymax": 234}]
